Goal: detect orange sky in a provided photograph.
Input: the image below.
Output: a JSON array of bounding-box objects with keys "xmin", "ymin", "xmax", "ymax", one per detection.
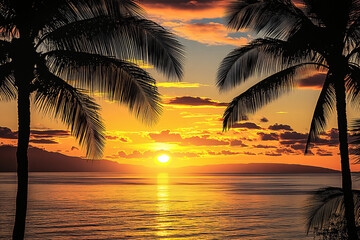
[{"xmin": 1, "ymin": 0, "xmax": 360, "ymax": 171}]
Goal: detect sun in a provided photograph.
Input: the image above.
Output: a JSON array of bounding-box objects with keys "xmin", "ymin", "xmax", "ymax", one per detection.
[{"xmin": 157, "ymin": 154, "xmax": 170, "ymax": 163}]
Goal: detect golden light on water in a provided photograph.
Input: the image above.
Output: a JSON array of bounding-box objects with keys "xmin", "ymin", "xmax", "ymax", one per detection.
[{"xmin": 157, "ymin": 154, "xmax": 170, "ymax": 164}]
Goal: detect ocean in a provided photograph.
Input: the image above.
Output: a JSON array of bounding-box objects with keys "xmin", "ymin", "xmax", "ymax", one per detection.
[{"xmin": 0, "ymin": 172, "xmax": 355, "ymax": 239}]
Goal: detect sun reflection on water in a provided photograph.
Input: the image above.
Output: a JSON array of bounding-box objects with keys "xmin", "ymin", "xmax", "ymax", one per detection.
[{"xmin": 156, "ymin": 173, "xmax": 170, "ymax": 237}]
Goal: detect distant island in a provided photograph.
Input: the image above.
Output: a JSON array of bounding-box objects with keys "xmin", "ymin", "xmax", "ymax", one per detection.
[{"xmin": 0, "ymin": 145, "xmax": 339, "ymax": 173}]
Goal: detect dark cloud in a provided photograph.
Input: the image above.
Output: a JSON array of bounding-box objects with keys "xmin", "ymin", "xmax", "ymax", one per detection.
[
  {"xmin": 280, "ymin": 140, "xmax": 307, "ymax": 145},
  {"xmin": 258, "ymin": 132, "xmax": 279, "ymax": 141},
  {"xmin": 280, "ymin": 131, "xmax": 307, "ymax": 140},
  {"xmin": 298, "ymin": 73, "xmax": 326, "ymax": 89},
  {"xmin": 105, "ymin": 135, "xmax": 129, "ymax": 142},
  {"xmin": 325, "ymin": 128, "xmax": 339, "ymax": 140},
  {"xmin": 230, "ymin": 139, "xmax": 247, "ymax": 147},
  {"xmin": 265, "ymin": 152, "xmax": 282, "ymax": 156},
  {"xmin": 30, "ymin": 130, "xmax": 70, "ymax": 138},
  {"xmin": 260, "ymin": 117, "xmax": 269, "ymax": 123},
  {"xmin": 290, "ymin": 144, "xmax": 306, "ymax": 151},
  {"xmin": 115, "ymin": 150, "xmax": 201, "ymax": 159},
  {"xmin": 142, "ymin": 0, "xmax": 223, "ymax": 10},
  {"xmin": 268, "ymin": 123, "xmax": 293, "ymax": 131},
  {"xmin": 166, "ymin": 96, "xmax": 227, "ymax": 107},
  {"xmin": 207, "ymin": 150, "xmax": 255, "ymax": 156},
  {"xmin": 182, "ymin": 135, "xmax": 228, "ymax": 146},
  {"xmin": 0, "ymin": 127, "xmax": 17, "ymax": 139},
  {"xmin": 316, "ymin": 149, "xmax": 333, "ymax": 156},
  {"xmin": 243, "ymin": 151, "xmax": 256, "ymax": 155},
  {"xmin": 232, "ymin": 122, "xmax": 262, "ymax": 129},
  {"xmin": 253, "ymin": 144, "xmax": 277, "ymax": 149},
  {"xmin": 149, "ymin": 130, "xmax": 183, "ymax": 142},
  {"xmin": 149, "ymin": 130, "xmax": 229, "ymax": 146},
  {"xmin": 29, "ymin": 139, "xmax": 58, "ymax": 144}
]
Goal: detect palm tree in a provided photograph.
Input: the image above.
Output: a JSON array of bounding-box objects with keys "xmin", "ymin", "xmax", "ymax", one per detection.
[
  {"xmin": 0, "ymin": 0, "xmax": 184, "ymax": 239},
  {"xmin": 305, "ymin": 187, "xmax": 360, "ymax": 239},
  {"xmin": 217, "ymin": 0, "xmax": 360, "ymax": 238}
]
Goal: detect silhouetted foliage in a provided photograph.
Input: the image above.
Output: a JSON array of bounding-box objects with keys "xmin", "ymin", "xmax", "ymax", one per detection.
[
  {"xmin": 218, "ymin": 0, "xmax": 360, "ymax": 238},
  {"xmin": 306, "ymin": 187, "xmax": 360, "ymax": 239},
  {"xmin": 0, "ymin": 0, "xmax": 184, "ymax": 239}
]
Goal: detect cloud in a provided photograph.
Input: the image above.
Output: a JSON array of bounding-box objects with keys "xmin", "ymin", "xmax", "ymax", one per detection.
[
  {"xmin": 30, "ymin": 130, "xmax": 70, "ymax": 138},
  {"xmin": 258, "ymin": 132, "xmax": 279, "ymax": 141},
  {"xmin": 230, "ymin": 139, "xmax": 247, "ymax": 147},
  {"xmin": 265, "ymin": 152, "xmax": 282, "ymax": 156},
  {"xmin": 253, "ymin": 144, "xmax": 277, "ymax": 149},
  {"xmin": 260, "ymin": 117, "xmax": 269, "ymax": 123},
  {"xmin": 149, "ymin": 130, "xmax": 183, "ymax": 142},
  {"xmin": 29, "ymin": 139, "xmax": 58, "ymax": 144},
  {"xmin": 166, "ymin": 96, "xmax": 227, "ymax": 107},
  {"xmin": 316, "ymin": 149, "xmax": 333, "ymax": 156},
  {"xmin": 141, "ymin": 0, "xmax": 228, "ymax": 21},
  {"xmin": 232, "ymin": 122, "xmax": 262, "ymax": 129},
  {"xmin": 268, "ymin": 123, "xmax": 293, "ymax": 131},
  {"xmin": 105, "ymin": 135, "xmax": 129, "ymax": 142},
  {"xmin": 149, "ymin": 130, "xmax": 229, "ymax": 146},
  {"xmin": 113, "ymin": 149, "xmax": 201, "ymax": 159},
  {"xmin": 172, "ymin": 22, "xmax": 248, "ymax": 46},
  {"xmin": 280, "ymin": 131, "xmax": 308, "ymax": 140},
  {"xmin": 0, "ymin": 127, "xmax": 18, "ymax": 139},
  {"xmin": 298, "ymin": 73, "xmax": 326, "ymax": 90},
  {"xmin": 207, "ymin": 150, "xmax": 255, "ymax": 156},
  {"xmin": 290, "ymin": 144, "xmax": 306, "ymax": 151},
  {"xmin": 182, "ymin": 135, "xmax": 229, "ymax": 146},
  {"xmin": 157, "ymin": 82, "xmax": 209, "ymax": 88}
]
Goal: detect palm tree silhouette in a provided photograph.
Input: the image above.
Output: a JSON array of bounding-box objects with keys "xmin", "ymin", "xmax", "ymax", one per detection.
[
  {"xmin": 217, "ymin": 0, "xmax": 360, "ymax": 238},
  {"xmin": 306, "ymin": 187, "xmax": 360, "ymax": 239},
  {"xmin": 0, "ymin": 0, "xmax": 184, "ymax": 239}
]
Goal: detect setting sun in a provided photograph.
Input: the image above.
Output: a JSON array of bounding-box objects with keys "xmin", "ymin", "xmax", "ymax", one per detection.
[{"xmin": 157, "ymin": 154, "xmax": 170, "ymax": 163}]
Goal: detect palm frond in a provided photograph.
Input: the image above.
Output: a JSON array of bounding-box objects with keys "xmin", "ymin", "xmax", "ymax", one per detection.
[
  {"xmin": 350, "ymin": 118, "xmax": 360, "ymax": 163},
  {"xmin": 0, "ymin": 62, "xmax": 15, "ymax": 101},
  {"xmin": 223, "ymin": 63, "xmax": 316, "ymax": 130},
  {"xmin": 38, "ymin": 16, "xmax": 184, "ymax": 80},
  {"xmin": 226, "ymin": 0, "xmax": 308, "ymax": 39},
  {"xmin": 34, "ymin": 66, "xmax": 105, "ymax": 159},
  {"xmin": 216, "ymin": 38, "xmax": 316, "ymax": 91},
  {"xmin": 43, "ymin": 50, "xmax": 162, "ymax": 124},
  {"xmin": 305, "ymin": 73, "xmax": 335, "ymax": 154},
  {"xmin": 305, "ymin": 187, "xmax": 360, "ymax": 234},
  {"xmin": 347, "ymin": 64, "xmax": 360, "ymax": 107}
]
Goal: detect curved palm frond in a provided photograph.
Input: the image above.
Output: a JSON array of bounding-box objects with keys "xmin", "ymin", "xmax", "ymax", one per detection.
[
  {"xmin": 217, "ymin": 38, "xmax": 317, "ymax": 91},
  {"xmin": 226, "ymin": 0, "xmax": 309, "ymax": 39},
  {"xmin": 29, "ymin": 0, "xmax": 143, "ymax": 38},
  {"xmin": 223, "ymin": 63, "xmax": 317, "ymax": 130},
  {"xmin": 306, "ymin": 187, "xmax": 360, "ymax": 234},
  {"xmin": 305, "ymin": 73, "xmax": 335, "ymax": 154},
  {"xmin": 350, "ymin": 119, "xmax": 360, "ymax": 163},
  {"xmin": 346, "ymin": 64, "xmax": 360, "ymax": 106},
  {"xmin": 0, "ymin": 62, "xmax": 15, "ymax": 101},
  {"xmin": 43, "ymin": 50, "xmax": 162, "ymax": 124},
  {"xmin": 38, "ymin": 16, "xmax": 184, "ymax": 80},
  {"xmin": 34, "ymin": 66, "xmax": 105, "ymax": 159}
]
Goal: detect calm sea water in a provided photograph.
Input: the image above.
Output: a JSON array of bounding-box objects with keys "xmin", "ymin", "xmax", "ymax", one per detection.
[{"xmin": 0, "ymin": 173, "xmax": 355, "ymax": 239}]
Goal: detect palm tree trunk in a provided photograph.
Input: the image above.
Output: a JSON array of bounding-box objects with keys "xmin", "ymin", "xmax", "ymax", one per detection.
[
  {"xmin": 12, "ymin": 85, "xmax": 30, "ymax": 240},
  {"xmin": 334, "ymin": 71, "xmax": 358, "ymax": 239}
]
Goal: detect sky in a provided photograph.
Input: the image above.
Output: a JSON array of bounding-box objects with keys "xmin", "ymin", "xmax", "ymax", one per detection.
[{"xmin": 0, "ymin": 0, "xmax": 360, "ymax": 171}]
